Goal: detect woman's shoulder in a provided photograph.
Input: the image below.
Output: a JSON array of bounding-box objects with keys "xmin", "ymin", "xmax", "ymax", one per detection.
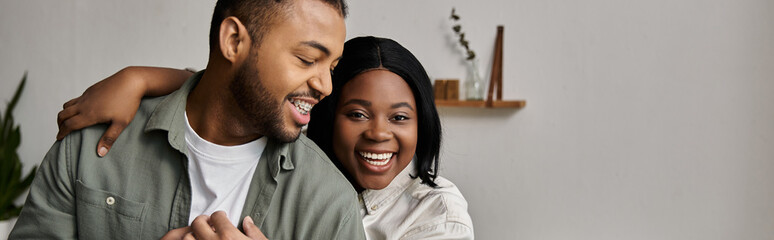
[
  {"xmin": 401, "ymin": 176, "xmax": 474, "ymax": 238},
  {"xmin": 409, "ymin": 176, "xmax": 470, "ymax": 218}
]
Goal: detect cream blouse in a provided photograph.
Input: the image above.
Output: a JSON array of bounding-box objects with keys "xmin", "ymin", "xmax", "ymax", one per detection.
[{"xmin": 359, "ymin": 161, "xmax": 474, "ymax": 240}]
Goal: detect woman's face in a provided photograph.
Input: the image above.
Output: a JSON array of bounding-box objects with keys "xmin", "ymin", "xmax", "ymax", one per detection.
[{"xmin": 332, "ymin": 69, "xmax": 418, "ymax": 191}]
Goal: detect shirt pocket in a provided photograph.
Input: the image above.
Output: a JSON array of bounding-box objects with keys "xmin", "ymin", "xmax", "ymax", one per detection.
[{"xmin": 75, "ymin": 180, "xmax": 147, "ymax": 240}]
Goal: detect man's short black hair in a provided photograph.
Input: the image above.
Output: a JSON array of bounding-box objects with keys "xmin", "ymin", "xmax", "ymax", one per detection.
[{"xmin": 208, "ymin": 0, "xmax": 348, "ymax": 52}]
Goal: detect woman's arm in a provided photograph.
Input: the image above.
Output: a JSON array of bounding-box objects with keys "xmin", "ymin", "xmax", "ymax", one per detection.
[
  {"xmin": 139, "ymin": 66, "xmax": 196, "ymax": 96},
  {"xmin": 56, "ymin": 66, "xmax": 192, "ymax": 157}
]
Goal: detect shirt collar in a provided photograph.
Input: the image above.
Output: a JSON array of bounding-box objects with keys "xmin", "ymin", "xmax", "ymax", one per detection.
[
  {"xmin": 144, "ymin": 70, "xmax": 201, "ymax": 155},
  {"xmin": 359, "ymin": 160, "xmax": 417, "ymax": 215},
  {"xmin": 265, "ymin": 137, "xmax": 295, "ymax": 179},
  {"xmin": 143, "ymin": 70, "xmax": 294, "ymax": 176}
]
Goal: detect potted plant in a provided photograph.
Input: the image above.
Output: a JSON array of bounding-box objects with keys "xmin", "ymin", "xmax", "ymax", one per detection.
[
  {"xmin": 0, "ymin": 72, "xmax": 36, "ymax": 238},
  {"xmin": 450, "ymin": 8, "xmax": 485, "ymax": 100}
]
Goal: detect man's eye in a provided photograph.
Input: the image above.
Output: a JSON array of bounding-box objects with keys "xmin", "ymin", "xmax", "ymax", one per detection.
[{"xmin": 297, "ymin": 57, "xmax": 314, "ymax": 66}]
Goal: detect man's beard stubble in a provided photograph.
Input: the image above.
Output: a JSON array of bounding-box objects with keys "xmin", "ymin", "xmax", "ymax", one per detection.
[{"xmin": 229, "ymin": 54, "xmax": 303, "ymax": 143}]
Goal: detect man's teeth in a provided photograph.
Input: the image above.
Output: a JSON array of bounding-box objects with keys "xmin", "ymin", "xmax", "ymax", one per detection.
[
  {"xmin": 358, "ymin": 152, "xmax": 393, "ymax": 166},
  {"xmin": 292, "ymin": 100, "xmax": 313, "ymax": 115}
]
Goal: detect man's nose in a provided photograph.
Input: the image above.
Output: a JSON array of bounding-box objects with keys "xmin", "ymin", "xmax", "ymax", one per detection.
[{"xmin": 308, "ymin": 67, "xmax": 333, "ymax": 98}]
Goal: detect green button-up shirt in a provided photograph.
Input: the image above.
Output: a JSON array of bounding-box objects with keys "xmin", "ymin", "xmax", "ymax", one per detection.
[{"xmin": 11, "ymin": 72, "xmax": 365, "ymax": 239}]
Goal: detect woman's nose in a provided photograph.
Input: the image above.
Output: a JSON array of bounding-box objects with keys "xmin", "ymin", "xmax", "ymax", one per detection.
[{"xmin": 364, "ymin": 119, "xmax": 392, "ymax": 142}]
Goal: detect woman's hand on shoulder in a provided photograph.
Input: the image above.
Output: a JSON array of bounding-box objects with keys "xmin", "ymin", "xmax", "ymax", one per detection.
[
  {"xmin": 56, "ymin": 66, "xmax": 192, "ymax": 157},
  {"xmin": 57, "ymin": 67, "xmax": 147, "ymax": 157}
]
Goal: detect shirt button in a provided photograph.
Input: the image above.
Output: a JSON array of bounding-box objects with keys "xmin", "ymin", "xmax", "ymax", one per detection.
[
  {"xmin": 106, "ymin": 196, "xmax": 116, "ymax": 205},
  {"xmin": 371, "ymin": 206, "xmax": 378, "ymax": 211}
]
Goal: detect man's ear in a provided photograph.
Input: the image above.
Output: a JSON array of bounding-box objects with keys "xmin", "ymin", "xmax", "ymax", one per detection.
[{"xmin": 218, "ymin": 16, "xmax": 251, "ymax": 64}]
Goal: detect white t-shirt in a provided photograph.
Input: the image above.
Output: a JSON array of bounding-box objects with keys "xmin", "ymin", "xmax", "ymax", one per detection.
[{"xmin": 184, "ymin": 113, "xmax": 267, "ymax": 226}]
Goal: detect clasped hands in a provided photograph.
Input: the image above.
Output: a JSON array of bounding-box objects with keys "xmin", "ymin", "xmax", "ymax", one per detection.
[{"xmin": 161, "ymin": 211, "xmax": 267, "ymax": 240}]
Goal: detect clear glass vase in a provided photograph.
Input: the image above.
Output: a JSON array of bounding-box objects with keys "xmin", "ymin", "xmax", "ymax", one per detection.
[{"xmin": 465, "ymin": 59, "xmax": 485, "ymax": 100}]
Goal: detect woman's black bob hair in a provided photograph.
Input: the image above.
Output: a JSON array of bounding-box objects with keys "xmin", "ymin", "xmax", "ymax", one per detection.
[{"xmin": 307, "ymin": 36, "xmax": 442, "ymax": 188}]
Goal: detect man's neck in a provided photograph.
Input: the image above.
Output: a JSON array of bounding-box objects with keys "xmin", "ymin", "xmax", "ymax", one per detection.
[{"xmin": 186, "ymin": 65, "xmax": 263, "ymax": 146}]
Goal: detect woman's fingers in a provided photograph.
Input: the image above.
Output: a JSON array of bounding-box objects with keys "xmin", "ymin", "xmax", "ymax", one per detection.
[
  {"xmin": 57, "ymin": 115, "xmax": 94, "ymax": 140},
  {"xmin": 63, "ymin": 97, "xmax": 79, "ymax": 109},
  {"xmin": 96, "ymin": 121, "xmax": 127, "ymax": 157},
  {"xmin": 57, "ymin": 106, "xmax": 79, "ymax": 133}
]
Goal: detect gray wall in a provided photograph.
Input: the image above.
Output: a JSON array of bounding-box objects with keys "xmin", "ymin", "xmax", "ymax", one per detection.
[{"xmin": 2, "ymin": 0, "xmax": 774, "ymax": 239}]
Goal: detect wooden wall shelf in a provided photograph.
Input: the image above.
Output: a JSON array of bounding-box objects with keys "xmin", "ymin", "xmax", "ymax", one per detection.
[
  {"xmin": 435, "ymin": 26, "xmax": 527, "ymax": 110},
  {"xmin": 435, "ymin": 99, "xmax": 526, "ymax": 108}
]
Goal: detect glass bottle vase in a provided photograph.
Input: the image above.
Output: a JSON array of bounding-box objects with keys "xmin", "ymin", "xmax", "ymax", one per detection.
[{"xmin": 465, "ymin": 59, "xmax": 485, "ymax": 100}]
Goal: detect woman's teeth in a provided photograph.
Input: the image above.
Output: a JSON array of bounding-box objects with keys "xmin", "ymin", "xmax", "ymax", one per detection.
[
  {"xmin": 358, "ymin": 152, "xmax": 393, "ymax": 166},
  {"xmin": 292, "ymin": 99, "xmax": 313, "ymax": 115}
]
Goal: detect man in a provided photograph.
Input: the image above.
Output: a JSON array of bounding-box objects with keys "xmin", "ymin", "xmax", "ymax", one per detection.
[{"xmin": 10, "ymin": 0, "xmax": 364, "ymax": 239}]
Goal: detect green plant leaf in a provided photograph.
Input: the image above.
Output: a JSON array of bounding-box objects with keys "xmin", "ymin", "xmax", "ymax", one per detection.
[
  {"xmin": 9, "ymin": 126, "xmax": 20, "ymax": 150},
  {"xmin": 3, "ymin": 72, "xmax": 25, "ymax": 127},
  {"xmin": 0, "ymin": 115, "xmax": 10, "ymax": 146},
  {"xmin": 2, "ymin": 72, "xmax": 24, "ymax": 144},
  {"xmin": 8, "ymin": 166, "xmax": 35, "ymax": 211},
  {"xmin": 0, "ymin": 144, "xmax": 11, "ymax": 186},
  {"xmin": 449, "ymin": 9, "xmax": 476, "ymax": 61},
  {"xmin": 0, "ymin": 206, "xmax": 21, "ymax": 221},
  {"xmin": 0, "ymin": 159, "xmax": 21, "ymax": 210},
  {"xmin": 467, "ymin": 51, "xmax": 476, "ymax": 60},
  {"xmin": 17, "ymin": 166, "xmax": 36, "ymax": 195},
  {"xmin": 0, "ymin": 117, "xmax": 5, "ymax": 146},
  {"xmin": 0, "ymin": 151, "xmax": 19, "ymax": 191},
  {"xmin": 0, "ymin": 72, "xmax": 35, "ymax": 219}
]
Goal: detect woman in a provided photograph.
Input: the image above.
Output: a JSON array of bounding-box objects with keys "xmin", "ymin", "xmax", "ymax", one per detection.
[{"xmin": 57, "ymin": 36, "xmax": 474, "ymax": 239}]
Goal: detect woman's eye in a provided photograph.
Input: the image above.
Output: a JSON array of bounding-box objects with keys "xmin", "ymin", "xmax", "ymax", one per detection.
[
  {"xmin": 347, "ymin": 112, "xmax": 367, "ymax": 119},
  {"xmin": 392, "ymin": 115, "xmax": 409, "ymax": 121}
]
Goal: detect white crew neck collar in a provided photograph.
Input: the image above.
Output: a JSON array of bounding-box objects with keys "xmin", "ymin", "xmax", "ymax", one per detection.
[{"xmin": 183, "ymin": 112, "xmax": 266, "ymax": 162}]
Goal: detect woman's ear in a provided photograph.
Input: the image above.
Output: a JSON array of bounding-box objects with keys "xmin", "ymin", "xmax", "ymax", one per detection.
[{"xmin": 218, "ymin": 16, "xmax": 251, "ymax": 64}]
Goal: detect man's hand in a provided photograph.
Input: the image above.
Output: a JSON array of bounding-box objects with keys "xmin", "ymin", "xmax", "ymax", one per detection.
[
  {"xmin": 160, "ymin": 226, "xmax": 192, "ymax": 240},
  {"xmin": 162, "ymin": 211, "xmax": 267, "ymax": 240}
]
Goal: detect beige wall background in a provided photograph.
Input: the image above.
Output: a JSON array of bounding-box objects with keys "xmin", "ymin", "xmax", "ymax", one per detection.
[{"xmin": 2, "ymin": 0, "xmax": 773, "ymax": 239}]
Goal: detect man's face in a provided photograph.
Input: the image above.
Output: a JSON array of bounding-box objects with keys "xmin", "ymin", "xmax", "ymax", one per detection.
[{"xmin": 231, "ymin": 0, "xmax": 346, "ymax": 142}]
